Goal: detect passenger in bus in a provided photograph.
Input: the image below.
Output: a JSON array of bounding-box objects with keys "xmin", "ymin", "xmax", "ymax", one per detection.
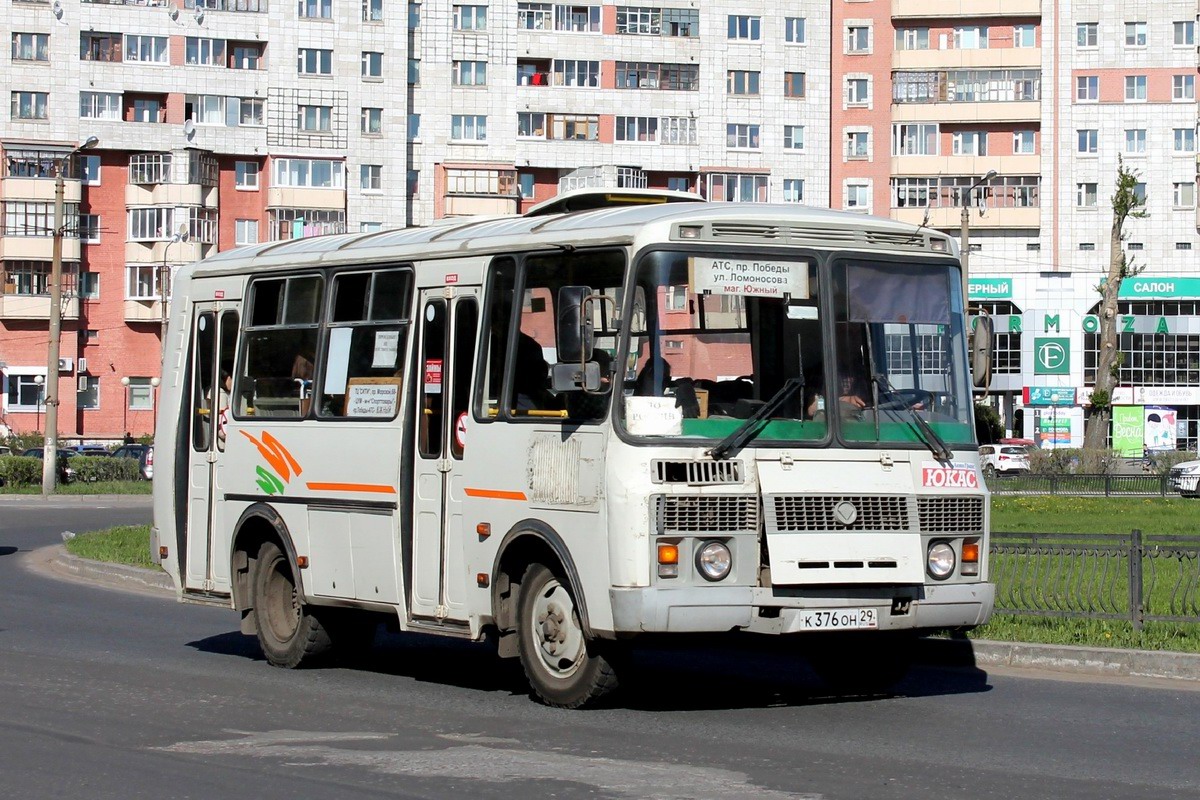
[
  {"xmin": 216, "ymin": 371, "xmax": 232, "ymax": 443},
  {"xmin": 634, "ymin": 356, "xmax": 672, "ymax": 396},
  {"xmin": 513, "ymin": 330, "xmax": 553, "ymax": 410}
]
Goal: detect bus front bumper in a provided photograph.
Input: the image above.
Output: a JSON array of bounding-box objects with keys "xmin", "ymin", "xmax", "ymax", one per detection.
[{"xmin": 608, "ymin": 582, "xmax": 995, "ymax": 635}]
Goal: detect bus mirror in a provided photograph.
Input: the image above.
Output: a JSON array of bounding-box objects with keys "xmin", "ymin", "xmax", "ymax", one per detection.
[
  {"xmin": 551, "ymin": 361, "xmax": 601, "ymax": 393},
  {"xmin": 556, "ymin": 285, "xmax": 594, "ymax": 364},
  {"xmin": 971, "ymin": 315, "xmax": 993, "ymax": 389}
]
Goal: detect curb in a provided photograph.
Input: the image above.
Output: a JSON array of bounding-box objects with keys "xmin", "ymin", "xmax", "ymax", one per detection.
[
  {"xmin": 0, "ymin": 494, "xmax": 152, "ymax": 506},
  {"xmin": 35, "ymin": 545, "xmax": 1200, "ymax": 684}
]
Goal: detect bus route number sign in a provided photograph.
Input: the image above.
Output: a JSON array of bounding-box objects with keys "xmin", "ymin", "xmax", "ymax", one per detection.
[{"xmin": 690, "ymin": 257, "xmax": 809, "ymax": 299}]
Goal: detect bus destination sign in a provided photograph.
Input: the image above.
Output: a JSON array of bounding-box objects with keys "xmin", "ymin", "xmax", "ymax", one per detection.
[{"xmin": 690, "ymin": 257, "xmax": 809, "ymax": 298}]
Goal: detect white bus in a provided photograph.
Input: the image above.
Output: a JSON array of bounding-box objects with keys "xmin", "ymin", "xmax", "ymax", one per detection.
[{"xmin": 154, "ymin": 191, "xmax": 994, "ymax": 708}]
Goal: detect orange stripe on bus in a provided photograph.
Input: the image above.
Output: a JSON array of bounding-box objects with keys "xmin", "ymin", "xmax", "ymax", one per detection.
[
  {"xmin": 304, "ymin": 482, "xmax": 397, "ymax": 494},
  {"xmin": 464, "ymin": 488, "xmax": 528, "ymax": 501}
]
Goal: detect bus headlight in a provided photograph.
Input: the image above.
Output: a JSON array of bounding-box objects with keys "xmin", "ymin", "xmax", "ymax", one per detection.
[
  {"xmin": 927, "ymin": 541, "xmax": 956, "ymax": 579},
  {"xmin": 696, "ymin": 541, "xmax": 732, "ymax": 582}
]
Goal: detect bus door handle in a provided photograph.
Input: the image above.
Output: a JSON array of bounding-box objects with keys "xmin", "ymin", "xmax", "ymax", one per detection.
[{"xmin": 437, "ymin": 458, "xmax": 452, "ymax": 474}]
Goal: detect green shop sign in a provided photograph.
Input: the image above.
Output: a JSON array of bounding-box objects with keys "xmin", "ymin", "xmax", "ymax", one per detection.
[
  {"xmin": 1118, "ymin": 277, "xmax": 1200, "ymax": 299},
  {"xmin": 1034, "ymin": 337, "xmax": 1070, "ymax": 375},
  {"xmin": 968, "ymin": 278, "xmax": 1012, "ymax": 300}
]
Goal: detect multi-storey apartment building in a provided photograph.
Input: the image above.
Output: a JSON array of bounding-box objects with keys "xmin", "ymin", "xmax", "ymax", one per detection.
[{"xmin": 0, "ymin": 0, "xmax": 1197, "ymax": 449}]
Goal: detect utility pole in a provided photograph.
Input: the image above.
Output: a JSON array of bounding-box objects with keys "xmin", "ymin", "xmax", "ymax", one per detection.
[
  {"xmin": 43, "ymin": 136, "xmax": 98, "ymax": 497},
  {"xmin": 959, "ymin": 169, "xmax": 997, "ymax": 306}
]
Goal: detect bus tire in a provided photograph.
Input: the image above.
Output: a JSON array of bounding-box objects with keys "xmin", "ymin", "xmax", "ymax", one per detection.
[
  {"xmin": 807, "ymin": 632, "xmax": 915, "ymax": 695},
  {"xmin": 516, "ymin": 563, "xmax": 620, "ymax": 709},
  {"xmin": 252, "ymin": 541, "xmax": 332, "ymax": 668}
]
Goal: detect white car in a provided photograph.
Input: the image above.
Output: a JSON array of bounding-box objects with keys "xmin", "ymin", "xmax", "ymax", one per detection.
[
  {"xmin": 1168, "ymin": 460, "xmax": 1200, "ymax": 497},
  {"xmin": 978, "ymin": 444, "xmax": 1031, "ymax": 476}
]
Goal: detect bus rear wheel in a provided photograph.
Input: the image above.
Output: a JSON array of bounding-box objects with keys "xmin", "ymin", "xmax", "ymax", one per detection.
[
  {"xmin": 252, "ymin": 541, "xmax": 332, "ymax": 668},
  {"xmin": 516, "ymin": 563, "xmax": 621, "ymax": 709}
]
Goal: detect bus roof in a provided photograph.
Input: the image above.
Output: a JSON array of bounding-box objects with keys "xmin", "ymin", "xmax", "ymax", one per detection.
[{"xmin": 190, "ymin": 202, "xmax": 956, "ymax": 279}]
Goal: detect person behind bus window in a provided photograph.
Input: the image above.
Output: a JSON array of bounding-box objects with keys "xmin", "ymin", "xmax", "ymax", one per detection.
[
  {"xmin": 513, "ymin": 331, "xmax": 552, "ymax": 410},
  {"xmin": 634, "ymin": 356, "xmax": 672, "ymax": 396}
]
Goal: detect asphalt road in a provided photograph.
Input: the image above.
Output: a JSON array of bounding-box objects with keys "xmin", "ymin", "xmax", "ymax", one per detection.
[{"xmin": 3, "ymin": 497, "xmax": 1200, "ymax": 799}]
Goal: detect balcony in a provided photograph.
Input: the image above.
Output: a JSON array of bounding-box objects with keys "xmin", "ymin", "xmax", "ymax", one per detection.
[
  {"xmin": 893, "ymin": 48, "xmax": 1041, "ymax": 71},
  {"xmin": 892, "ymin": 101, "xmax": 1040, "ymax": 124},
  {"xmin": 266, "ymin": 187, "xmax": 345, "ymax": 210},
  {"xmin": 892, "ymin": 0, "xmax": 1041, "ymax": 19},
  {"xmin": 891, "ymin": 154, "xmax": 1040, "ymax": 176},
  {"xmin": 894, "ymin": 206, "xmax": 1040, "ymax": 229},
  {"xmin": 0, "ymin": 236, "xmax": 81, "ymax": 261},
  {"xmin": 1, "ymin": 177, "xmax": 82, "ymax": 203},
  {"xmin": 124, "ymin": 298, "xmax": 165, "ymax": 323},
  {"xmin": 0, "ymin": 293, "xmax": 80, "ymax": 320}
]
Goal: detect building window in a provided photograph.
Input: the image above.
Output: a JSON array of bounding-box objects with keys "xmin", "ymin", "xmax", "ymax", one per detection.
[
  {"xmin": 1077, "ymin": 129, "xmax": 1098, "ymax": 154},
  {"xmin": 127, "ymin": 377, "xmax": 153, "ymax": 410},
  {"xmin": 1077, "ymin": 23, "xmax": 1098, "ymax": 48},
  {"xmin": 360, "ymin": 164, "xmax": 382, "ymax": 191},
  {"xmin": 783, "ymin": 125, "xmax": 804, "ymax": 150},
  {"xmin": 727, "ymin": 70, "xmax": 760, "ymax": 96},
  {"xmin": 845, "ymin": 181, "xmax": 871, "ymax": 210},
  {"xmin": 453, "ymin": 60, "xmax": 487, "ymax": 86},
  {"xmin": 4, "ymin": 202, "xmax": 76, "ymax": 237},
  {"xmin": 1013, "ymin": 25, "xmax": 1036, "ymax": 47},
  {"xmin": 1124, "ymin": 129, "xmax": 1146, "ymax": 154},
  {"xmin": 952, "ymin": 131, "xmax": 987, "ymax": 156},
  {"xmin": 454, "ymin": 4, "xmax": 487, "ymax": 29},
  {"xmin": 298, "ymin": 0, "xmax": 332, "ymax": 18},
  {"xmin": 896, "ymin": 27, "xmax": 928, "ymax": 50},
  {"xmin": 125, "ymin": 35, "xmax": 168, "ymax": 63},
  {"xmin": 185, "ymin": 37, "xmax": 225, "ymax": 66},
  {"xmin": 297, "ymin": 105, "xmax": 333, "ymax": 132},
  {"xmin": 1174, "ymin": 182, "xmax": 1196, "ymax": 208},
  {"xmin": 409, "ymin": 58, "xmax": 420, "ymax": 84},
  {"xmin": 78, "ymin": 376, "xmax": 100, "ymax": 410},
  {"xmin": 360, "ymin": 222, "xmax": 383, "ymax": 233},
  {"xmin": 407, "ymin": 113, "xmax": 420, "ymax": 139},
  {"xmin": 362, "ymin": 51, "xmax": 383, "ymax": 79},
  {"xmin": 1124, "ymin": 21, "xmax": 1147, "ymax": 47},
  {"xmin": 269, "ymin": 208, "xmax": 346, "ymax": 240},
  {"xmin": 953, "ymin": 26, "xmax": 988, "ymax": 49},
  {"xmin": 272, "ymin": 159, "xmax": 344, "ymax": 188},
  {"xmin": 660, "ymin": 116, "xmax": 696, "ymax": 144},
  {"xmin": 1174, "ymin": 128, "xmax": 1195, "ymax": 152},
  {"xmin": 615, "ymin": 116, "xmax": 658, "ymax": 142},
  {"xmin": 362, "ymin": 107, "xmax": 383, "ymax": 134},
  {"xmin": 235, "ymin": 219, "xmax": 260, "ymax": 245},
  {"xmin": 79, "ymin": 214, "xmax": 100, "ymax": 244},
  {"xmin": 1125, "ymin": 75, "xmax": 1147, "ymax": 101},
  {"xmin": 1173, "ymin": 75, "xmax": 1195, "ymax": 101},
  {"xmin": 846, "ymin": 78, "xmax": 869, "ymax": 105},
  {"xmin": 846, "ymin": 130, "xmax": 869, "ymax": 159},
  {"xmin": 79, "ymin": 92, "xmax": 121, "ymax": 120},
  {"xmin": 518, "ymin": 172, "xmax": 535, "ymax": 198},
  {"xmin": 706, "ymin": 173, "xmax": 768, "ymax": 202},
  {"xmin": 409, "ymin": 1, "xmax": 421, "ymax": 26},
  {"xmin": 662, "ymin": 8, "xmax": 698, "ymax": 37},
  {"xmin": 1176, "ymin": 242, "xmax": 1193, "ymax": 250},
  {"xmin": 3, "ymin": 261, "xmax": 76, "ymax": 295},
  {"xmin": 784, "ymin": 72, "xmax": 806, "ymax": 98},
  {"xmin": 727, "ymin": 15, "xmax": 761, "ymax": 40},
  {"xmin": 667, "ymin": 177, "xmax": 689, "ymax": 192},
  {"xmin": 1175, "ymin": 21, "xmax": 1195, "ymax": 46},
  {"xmin": 6, "ymin": 374, "xmax": 45, "ymax": 411},
  {"xmin": 1076, "ymin": 76, "xmax": 1099, "ymax": 101},
  {"xmin": 893, "ymin": 123, "xmax": 937, "ymax": 155},
  {"xmin": 1132, "ymin": 183, "xmax": 1147, "ymax": 203},
  {"xmin": 363, "ymin": 0, "xmax": 383, "ymax": 21},
  {"xmin": 1126, "ymin": 242, "xmax": 1143, "ymax": 251},
  {"xmin": 451, "ymin": 114, "xmax": 487, "ymax": 141},
  {"xmin": 126, "ymin": 265, "xmax": 163, "ymax": 299},
  {"xmin": 298, "ymin": 48, "xmax": 333, "ymax": 75},
  {"xmin": 725, "ymin": 123, "xmax": 760, "ymax": 149},
  {"xmin": 1013, "ymin": 130, "xmax": 1036, "ymax": 154},
  {"xmin": 554, "ymin": 4, "xmax": 601, "ymax": 32},
  {"xmin": 234, "ymin": 161, "xmax": 259, "ymax": 189},
  {"xmin": 11, "ymin": 91, "xmax": 48, "ymax": 120},
  {"xmin": 846, "ymin": 26, "xmax": 870, "ymax": 53},
  {"xmin": 785, "ymin": 17, "xmax": 806, "ymax": 44},
  {"xmin": 782, "ymin": 179, "xmax": 804, "ymax": 203},
  {"xmin": 81, "ymin": 155, "xmax": 100, "ymax": 185},
  {"xmin": 517, "ymin": 112, "xmax": 545, "ymax": 137},
  {"xmin": 1076, "ymin": 182, "xmax": 1098, "ymax": 207},
  {"xmin": 553, "ymin": 59, "xmax": 599, "ymax": 87},
  {"xmin": 518, "ymin": 2, "xmax": 553, "ymax": 30},
  {"xmin": 12, "ymin": 32, "xmax": 49, "ymax": 62},
  {"xmin": 79, "ymin": 272, "xmax": 99, "ymax": 299},
  {"xmin": 1079, "ymin": 242, "xmax": 1095, "ymax": 251}
]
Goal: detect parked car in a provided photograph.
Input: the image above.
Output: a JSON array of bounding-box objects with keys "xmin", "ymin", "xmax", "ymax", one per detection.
[
  {"xmin": 1168, "ymin": 460, "xmax": 1200, "ymax": 498},
  {"xmin": 70, "ymin": 444, "xmax": 111, "ymax": 456},
  {"xmin": 978, "ymin": 444, "xmax": 1031, "ymax": 476},
  {"xmin": 111, "ymin": 443, "xmax": 154, "ymax": 480},
  {"xmin": 20, "ymin": 447, "xmax": 78, "ymax": 483},
  {"xmin": 0, "ymin": 445, "xmax": 10, "ymax": 456}
]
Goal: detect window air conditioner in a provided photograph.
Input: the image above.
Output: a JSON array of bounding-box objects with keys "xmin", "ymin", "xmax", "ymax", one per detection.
[
  {"xmin": 58, "ymin": 357, "xmax": 74, "ymax": 373},
  {"xmin": 78, "ymin": 357, "xmax": 88, "ymax": 373},
  {"xmin": 78, "ymin": 375, "xmax": 89, "ymax": 392}
]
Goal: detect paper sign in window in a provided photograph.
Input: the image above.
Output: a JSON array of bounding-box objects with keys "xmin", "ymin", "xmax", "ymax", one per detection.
[
  {"xmin": 690, "ymin": 257, "xmax": 809, "ymax": 299},
  {"xmin": 372, "ymin": 330, "xmax": 400, "ymax": 369}
]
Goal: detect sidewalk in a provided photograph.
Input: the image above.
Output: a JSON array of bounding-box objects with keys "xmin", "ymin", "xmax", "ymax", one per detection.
[{"xmin": 33, "ymin": 543, "xmax": 1200, "ymax": 684}]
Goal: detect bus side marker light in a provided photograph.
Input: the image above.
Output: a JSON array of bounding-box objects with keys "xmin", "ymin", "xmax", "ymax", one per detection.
[
  {"xmin": 657, "ymin": 543, "xmax": 679, "ymax": 578},
  {"xmin": 477, "ymin": 573, "xmax": 489, "ymax": 588},
  {"xmin": 296, "ymin": 555, "xmax": 309, "ymax": 569},
  {"xmin": 477, "ymin": 523, "xmax": 491, "ymax": 539},
  {"xmin": 159, "ymin": 546, "xmax": 169, "ymax": 560}
]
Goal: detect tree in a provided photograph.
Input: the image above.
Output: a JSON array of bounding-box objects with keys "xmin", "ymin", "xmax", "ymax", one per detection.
[{"xmin": 1083, "ymin": 157, "xmax": 1147, "ymax": 451}]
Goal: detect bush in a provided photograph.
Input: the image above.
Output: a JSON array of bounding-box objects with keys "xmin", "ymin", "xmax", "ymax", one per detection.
[
  {"xmin": 68, "ymin": 456, "xmax": 140, "ymax": 483},
  {"xmin": 0, "ymin": 455, "xmax": 47, "ymax": 486},
  {"xmin": 1027, "ymin": 447, "xmax": 1122, "ymax": 475},
  {"xmin": 4, "ymin": 432, "xmax": 44, "ymax": 453}
]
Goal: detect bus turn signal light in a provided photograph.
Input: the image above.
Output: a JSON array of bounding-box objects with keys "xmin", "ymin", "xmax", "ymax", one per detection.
[
  {"xmin": 296, "ymin": 555, "xmax": 309, "ymax": 569},
  {"xmin": 159, "ymin": 546, "xmax": 168, "ymax": 560},
  {"xmin": 962, "ymin": 541, "xmax": 980, "ymax": 562},
  {"xmin": 476, "ymin": 523, "xmax": 491, "ymax": 539},
  {"xmin": 657, "ymin": 543, "xmax": 679, "ymax": 578}
]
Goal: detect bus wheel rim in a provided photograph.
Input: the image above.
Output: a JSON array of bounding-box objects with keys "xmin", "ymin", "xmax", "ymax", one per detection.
[
  {"xmin": 531, "ymin": 579, "xmax": 585, "ymax": 679},
  {"xmin": 266, "ymin": 560, "xmax": 300, "ymax": 643}
]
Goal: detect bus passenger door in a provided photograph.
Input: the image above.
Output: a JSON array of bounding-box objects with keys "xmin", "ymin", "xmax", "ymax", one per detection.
[
  {"xmin": 411, "ymin": 289, "xmax": 479, "ymax": 622},
  {"xmin": 184, "ymin": 306, "xmax": 238, "ymax": 592}
]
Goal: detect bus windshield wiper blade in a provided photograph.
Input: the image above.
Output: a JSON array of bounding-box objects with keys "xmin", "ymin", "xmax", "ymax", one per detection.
[
  {"xmin": 872, "ymin": 374, "xmax": 953, "ymax": 461},
  {"xmin": 707, "ymin": 378, "xmax": 805, "ymax": 461}
]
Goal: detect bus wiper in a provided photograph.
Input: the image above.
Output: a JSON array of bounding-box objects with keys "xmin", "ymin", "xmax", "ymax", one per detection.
[
  {"xmin": 872, "ymin": 373, "xmax": 954, "ymax": 461},
  {"xmin": 708, "ymin": 378, "xmax": 805, "ymax": 461}
]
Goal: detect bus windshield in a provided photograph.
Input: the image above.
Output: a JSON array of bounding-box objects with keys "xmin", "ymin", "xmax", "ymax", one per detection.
[{"xmin": 617, "ymin": 250, "xmax": 975, "ymax": 450}]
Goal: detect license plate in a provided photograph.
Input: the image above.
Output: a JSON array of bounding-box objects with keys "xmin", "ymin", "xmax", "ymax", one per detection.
[{"xmin": 801, "ymin": 608, "xmax": 878, "ymax": 630}]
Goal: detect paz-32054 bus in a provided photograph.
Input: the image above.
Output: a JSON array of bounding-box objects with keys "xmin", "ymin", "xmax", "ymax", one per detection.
[{"xmin": 154, "ymin": 191, "xmax": 994, "ymax": 708}]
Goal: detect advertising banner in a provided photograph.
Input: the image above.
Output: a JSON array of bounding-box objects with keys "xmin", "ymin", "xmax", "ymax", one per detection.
[
  {"xmin": 1143, "ymin": 406, "xmax": 1178, "ymax": 452},
  {"xmin": 1023, "ymin": 386, "xmax": 1076, "ymax": 406},
  {"xmin": 1112, "ymin": 406, "xmax": 1145, "ymax": 457}
]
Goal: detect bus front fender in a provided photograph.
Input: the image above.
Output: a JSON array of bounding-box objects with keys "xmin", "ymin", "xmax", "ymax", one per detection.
[{"xmin": 490, "ymin": 519, "xmax": 595, "ymax": 641}]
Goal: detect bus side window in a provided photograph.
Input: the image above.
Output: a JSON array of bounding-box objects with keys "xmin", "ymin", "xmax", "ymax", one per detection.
[
  {"xmin": 236, "ymin": 275, "xmax": 322, "ymax": 419},
  {"xmin": 318, "ymin": 268, "xmax": 412, "ymax": 419},
  {"xmin": 478, "ymin": 257, "xmax": 516, "ymax": 418}
]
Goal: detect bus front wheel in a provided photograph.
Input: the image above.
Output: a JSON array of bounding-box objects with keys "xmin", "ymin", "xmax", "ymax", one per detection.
[
  {"xmin": 252, "ymin": 541, "xmax": 333, "ymax": 668},
  {"xmin": 516, "ymin": 563, "xmax": 621, "ymax": 708}
]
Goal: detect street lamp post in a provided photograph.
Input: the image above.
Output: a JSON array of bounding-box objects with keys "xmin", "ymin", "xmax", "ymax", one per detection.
[
  {"xmin": 43, "ymin": 136, "xmax": 99, "ymax": 496},
  {"xmin": 959, "ymin": 169, "xmax": 998, "ymax": 308},
  {"xmin": 33, "ymin": 374, "xmax": 44, "ymax": 434}
]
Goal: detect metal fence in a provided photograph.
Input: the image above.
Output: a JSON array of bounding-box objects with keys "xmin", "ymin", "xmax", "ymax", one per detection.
[
  {"xmin": 986, "ymin": 473, "xmax": 1173, "ymax": 497},
  {"xmin": 990, "ymin": 530, "xmax": 1200, "ymax": 629}
]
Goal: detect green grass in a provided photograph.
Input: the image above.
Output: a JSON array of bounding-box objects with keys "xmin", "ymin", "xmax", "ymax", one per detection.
[
  {"xmin": 64, "ymin": 524, "xmax": 156, "ymax": 569},
  {"xmin": 992, "ymin": 495, "xmax": 1197, "ymax": 535},
  {"xmin": 1, "ymin": 480, "xmax": 152, "ymax": 495}
]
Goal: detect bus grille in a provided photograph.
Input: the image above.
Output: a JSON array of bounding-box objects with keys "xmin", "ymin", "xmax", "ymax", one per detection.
[
  {"xmin": 768, "ymin": 495, "xmax": 911, "ymax": 532},
  {"xmin": 917, "ymin": 496, "xmax": 985, "ymax": 533},
  {"xmin": 651, "ymin": 459, "xmax": 742, "ymax": 485},
  {"xmin": 654, "ymin": 495, "xmax": 758, "ymax": 533}
]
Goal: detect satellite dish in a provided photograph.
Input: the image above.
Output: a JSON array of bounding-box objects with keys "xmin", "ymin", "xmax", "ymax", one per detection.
[
  {"xmin": 177, "ymin": 223, "xmax": 190, "ymax": 242},
  {"xmin": 195, "ymin": 9, "xmax": 204, "ymax": 23},
  {"xmin": 168, "ymin": 5, "xmax": 179, "ymax": 20},
  {"xmin": 51, "ymin": 0, "xmax": 63, "ymax": 17},
  {"xmin": 183, "ymin": 119, "xmax": 196, "ymax": 140}
]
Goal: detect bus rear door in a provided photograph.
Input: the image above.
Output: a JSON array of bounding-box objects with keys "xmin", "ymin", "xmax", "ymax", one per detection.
[{"xmin": 411, "ymin": 289, "xmax": 479, "ymax": 622}]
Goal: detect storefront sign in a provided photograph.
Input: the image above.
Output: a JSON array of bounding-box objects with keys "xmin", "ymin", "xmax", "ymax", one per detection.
[
  {"xmin": 1077, "ymin": 386, "xmax": 1134, "ymax": 406},
  {"xmin": 1118, "ymin": 277, "xmax": 1200, "ymax": 299},
  {"xmin": 1034, "ymin": 337, "xmax": 1070, "ymax": 375},
  {"xmin": 1023, "ymin": 386, "xmax": 1076, "ymax": 406},
  {"xmin": 1112, "ymin": 406, "xmax": 1144, "ymax": 457},
  {"xmin": 968, "ymin": 278, "xmax": 1012, "ymax": 300},
  {"xmin": 1132, "ymin": 386, "xmax": 1200, "ymax": 405}
]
